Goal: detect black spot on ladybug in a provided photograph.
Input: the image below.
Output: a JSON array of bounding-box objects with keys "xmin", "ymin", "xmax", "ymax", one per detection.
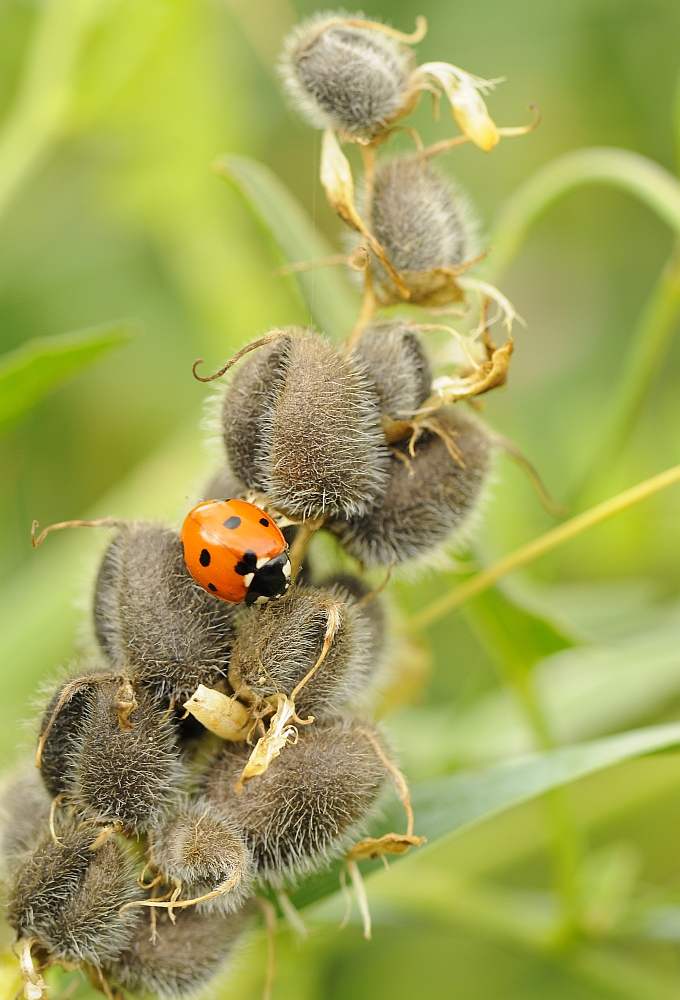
[
  {"xmin": 223, "ymin": 516, "xmax": 242, "ymax": 530},
  {"xmin": 259, "ymin": 517, "xmax": 270, "ymax": 527},
  {"xmin": 234, "ymin": 550, "xmax": 258, "ymax": 576},
  {"xmin": 208, "ymin": 583, "xmax": 218, "ymax": 593},
  {"xmin": 199, "ymin": 548, "xmax": 211, "ymax": 567}
]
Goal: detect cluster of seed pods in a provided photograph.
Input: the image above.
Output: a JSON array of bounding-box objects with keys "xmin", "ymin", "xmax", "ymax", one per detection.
[{"xmin": 0, "ymin": 11, "xmax": 527, "ymax": 999}]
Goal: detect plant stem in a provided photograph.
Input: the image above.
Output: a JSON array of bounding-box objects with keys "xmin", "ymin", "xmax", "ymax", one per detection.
[
  {"xmin": 407, "ymin": 462, "xmax": 680, "ymax": 633},
  {"xmin": 0, "ymin": 0, "xmax": 100, "ymax": 227},
  {"xmin": 573, "ymin": 245, "xmax": 680, "ymax": 505}
]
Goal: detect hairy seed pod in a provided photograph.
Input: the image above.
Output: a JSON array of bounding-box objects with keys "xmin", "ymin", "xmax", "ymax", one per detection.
[
  {"xmin": 222, "ymin": 328, "xmax": 389, "ymax": 519},
  {"xmin": 109, "ymin": 904, "xmax": 254, "ymax": 998},
  {"xmin": 317, "ymin": 573, "xmax": 386, "ymax": 658},
  {"xmin": 151, "ymin": 798, "xmax": 254, "ymax": 913},
  {"xmin": 37, "ymin": 668, "xmax": 116, "ymax": 799},
  {"xmin": 7, "ymin": 828, "xmax": 141, "ymax": 966},
  {"xmin": 201, "ymin": 464, "xmax": 247, "ymax": 504},
  {"xmin": 72, "ymin": 680, "xmax": 185, "ymax": 833},
  {"xmin": 369, "ymin": 156, "xmax": 474, "ymax": 283},
  {"xmin": 0, "ymin": 768, "xmax": 52, "ymax": 860},
  {"xmin": 205, "ymin": 720, "xmax": 390, "ymax": 881},
  {"xmin": 229, "ymin": 583, "xmax": 382, "ymax": 720},
  {"xmin": 94, "ymin": 521, "xmax": 235, "ymax": 700},
  {"xmin": 279, "ymin": 14, "xmax": 413, "ymax": 137},
  {"xmin": 352, "ymin": 320, "xmax": 432, "ymax": 418},
  {"xmin": 330, "ymin": 407, "xmax": 492, "ymax": 565}
]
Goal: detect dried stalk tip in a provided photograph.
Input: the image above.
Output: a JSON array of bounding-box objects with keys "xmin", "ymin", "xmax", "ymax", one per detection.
[
  {"xmin": 330, "ymin": 407, "xmax": 492, "ymax": 565},
  {"xmin": 94, "ymin": 521, "xmax": 236, "ymax": 701},
  {"xmin": 204, "ymin": 720, "xmax": 391, "ymax": 881},
  {"xmin": 279, "ymin": 13, "xmax": 416, "ymax": 137}
]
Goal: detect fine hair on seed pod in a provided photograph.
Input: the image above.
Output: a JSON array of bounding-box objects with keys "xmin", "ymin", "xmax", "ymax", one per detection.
[
  {"xmin": 94, "ymin": 521, "xmax": 236, "ymax": 701},
  {"xmin": 0, "ymin": 767, "xmax": 52, "ymax": 861},
  {"xmin": 7, "ymin": 827, "xmax": 141, "ymax": 966},
  {"xmin": 229, "ymin": 584, "xmax": 382, "ymax": 720},
  {"xmin": 317, "ymin": 572, "xmax": 386, "ymax": 659},
  {"xmin": 352, "ymin": 319, "xmax": 432, "ymax": 418},
  {"xmin": 222, "ymin": 328, "xmax": 389, "ymax": 519},
  {"xmin": 201, "ymin": 463, "xmax": 247, "ymax": 505},
  {"xmin": 205, "ymin": 720, "xmax": 390, "ymax": 881},
  {"xmin": 279, "ymin": 12, "xmax": 413, "ymax": 137},
  {"xmin": 37, "ymin": 668, "xmax": 105, "ymax": 799},
  {"xmin": 330, "ymin": 406, "xmax": 492, "ymax": 566},
  {"xmin": 367, "ymin": 155, "xmax": 478, "ymax": 283},
  {"xmin": 151, "ymin": 797, "xmax": 254, "ymax": 914},
  {"xmin": 71, "ymin": 679, "xmax": 185, "ymax": 833},
  {"xmin": 109, "ymin": 903, "xmax": 254, "ymax": 999}
]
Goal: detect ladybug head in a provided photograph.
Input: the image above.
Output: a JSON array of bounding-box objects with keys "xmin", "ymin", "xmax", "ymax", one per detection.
[{"xmin": 243, "ymin": 550, "xmax": 292, "ymax": 606}]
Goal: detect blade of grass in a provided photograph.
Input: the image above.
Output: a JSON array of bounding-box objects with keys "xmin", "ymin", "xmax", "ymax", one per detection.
[
  {"xmin": 408, "ymin": 463, "xmax": 680, "ymax": 634},
  {"xmin": 214, "ymin": 154, "xmax": 359, "ymax": 340},
  {"xmin": 0, "ymin": 321, "xmax": 137, "ymax": 432}
]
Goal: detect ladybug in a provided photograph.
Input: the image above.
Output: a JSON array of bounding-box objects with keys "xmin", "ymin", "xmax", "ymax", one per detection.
[{"xmin": 180, "ymin": 499, "xmax": 291, "ymax": 606}]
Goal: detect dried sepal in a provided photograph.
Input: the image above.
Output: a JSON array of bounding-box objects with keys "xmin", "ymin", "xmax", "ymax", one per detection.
[
  {"xmin": 415, "ymin": 62, "xmax": 501, "ymax": 152},
  {"xmin": 321, "ymin": 130, "xmax": 410, "ymax": 297},
  {"xmin": 182, "ymin": 686, "xmax": 251, "ymax": 741},
  {"xmin": 233, "ymin": 601, "xmax": 342, "ymax": 794}
]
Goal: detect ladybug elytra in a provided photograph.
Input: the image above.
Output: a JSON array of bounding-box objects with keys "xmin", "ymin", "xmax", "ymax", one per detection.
[{"xmin": 180, "ymin": 499, "xmax": 291, "ymax": 606}]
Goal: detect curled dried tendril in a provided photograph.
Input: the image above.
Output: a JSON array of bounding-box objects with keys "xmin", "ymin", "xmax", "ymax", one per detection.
[
  {"xmin": 192, "ymin": 330, "xmax": 286, "ymax": 383},
  {"xmin": 31, "ymin": 518, "xmax": 122, "ymax": 548},
  {"xmin": 119, "ymin": 852, "xmax": 247, "ymax": 923}
]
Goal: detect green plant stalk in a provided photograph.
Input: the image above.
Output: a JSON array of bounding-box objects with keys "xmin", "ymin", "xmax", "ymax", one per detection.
[
  {"xmin": 488, "ymin": 148, "xmax": 680, "ymax": 495},
  {"xmin": 0, "ymin": 0, "xmax": 100, "ymax": 225},
  {"xmin": 408, "ymin": 462, "xmax": 680, "ymax": 633},
  {"xmin": 574, "ymin": 244, "xmax": 680, "ymax": 504},
  {"xmin": 511, "ymin": 672, "xmax": 584, "ymax": 940}
]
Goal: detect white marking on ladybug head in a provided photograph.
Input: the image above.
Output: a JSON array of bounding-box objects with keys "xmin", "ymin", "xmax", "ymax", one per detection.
[{"xmin": 244, "ymin": 572, "xmax": 255, "ymax": 587}]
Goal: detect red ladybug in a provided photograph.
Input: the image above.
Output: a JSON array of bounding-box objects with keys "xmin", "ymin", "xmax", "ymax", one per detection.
[{"xmin": 181, "ymin": 499, "xmax": 291, "ymax": 605}]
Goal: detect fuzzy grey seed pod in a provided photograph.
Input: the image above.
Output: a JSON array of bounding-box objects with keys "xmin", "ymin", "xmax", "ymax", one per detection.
[
  {"xmin": 7, "ymin": 828, "xmax": 141, "ymax": 966},
  {"xmin": 72, "ymin": 680, "xmax": 185, "ymax": 833},
  {"xmin": 330, "ymin": 407, "xmax": 492, "ymax": 565},
  {"xmin": 0, "ymin": 768, "xmax": 52, "ymax": 860},
  {"xmin": 229, "ymin": 583, "xmax": 382, "ymax": 720},
  {"xmin": 222, "ymin": 328, "xmax": 389, "ymax": 519},
  {"xmin": 205, "ymin": 720, "xmax": 390, "ymax": 881},
  {"xmin": 279, "ymin": 14, "xmax": 413, "ymax": 137},
  {"xmin": 317, "ymin": 572, "xmax": 386, "ymax": 657},
  {"xmin": 352, "ymin": 320, "xmax": 432, "ymax": 418},
  {"xmin": 201, "ymin": 463, "xmax": 247, "ymax": 505},
  {"xmin": 37, "ymin": 669, "xmax": 108, "ymax": 799},
  {"xmin": 94, "ymin": 521, "xmax": 236, "ymax": 701},
  {"xmin": 369, "ymin": 156, "xmax": 475, "ymax": 284},
  {"xmin": 151, "ymin": 798, "xmax": 254, "ymax": 914},
  {"xmin": 109, "ymin": 904, "xmax": 254, "ymax": 998}
]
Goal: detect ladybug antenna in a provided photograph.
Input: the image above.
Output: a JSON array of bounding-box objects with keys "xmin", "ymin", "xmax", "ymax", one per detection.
[
  {"xmin": 31, "ymin": 518, "xmax": 123, "ymax": 548},
  {"xmin": 192, "ymin": 330, "xmax": 285, "ymax": 383},
  {"xmin": 490, "ymin": 434, "xmax": 567, "ymax": 518}
]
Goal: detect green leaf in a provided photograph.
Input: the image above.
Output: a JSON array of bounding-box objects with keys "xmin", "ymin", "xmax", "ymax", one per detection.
[
  {"xmin": 462, "ymin": 584, "xmax": 573, "ymax": 683},
  {"xmin": 0, "ymin": 320, "xmax": 137, "ymax": 432},
  {"xmin": 290, "ymin": 720, "xmax": 680, "ymax": 912},
  {"xmin": 214, "ymin": 154, "xmax": 359, "ymax": 341}
]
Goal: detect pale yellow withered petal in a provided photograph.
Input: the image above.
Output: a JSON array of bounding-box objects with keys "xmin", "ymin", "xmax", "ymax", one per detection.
[
  {"xmin": 346, "ymin": 833, "xmax": 427, "ymax": 863},
  {"xmin": 233, "ymin": 695, "xmax": 298, "ymax": 795},
  {"xmin": 183, "ymin": 685, "xmax": 250, "ymax": 741},
  {"xmin": 320, "ymin": 128, "xmax": 362, "ymax": 231},
  {"xmin": 418, "ymin": 62, "xmax": 500, "ymax": 152}
]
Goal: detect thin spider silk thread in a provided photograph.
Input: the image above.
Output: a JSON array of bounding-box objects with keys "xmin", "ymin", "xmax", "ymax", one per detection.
[{"xmin": 310, "ymin": 131, "xmax": 317, "ymax": 327}]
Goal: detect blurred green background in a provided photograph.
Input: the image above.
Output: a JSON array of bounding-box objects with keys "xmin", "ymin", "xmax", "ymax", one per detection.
[{"xmin": 2, "ymin": 0, "xmax": 680, "ymax": 997}]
